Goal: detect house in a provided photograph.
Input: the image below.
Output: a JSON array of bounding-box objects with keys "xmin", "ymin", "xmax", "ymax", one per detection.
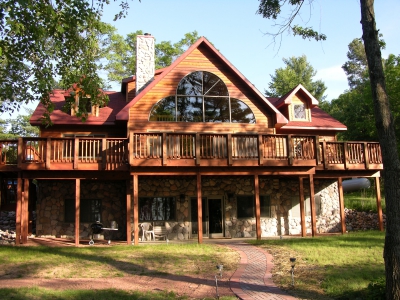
[{"xmin": 0, "ymin": 35, "xmax": 384, "ymax": 245}]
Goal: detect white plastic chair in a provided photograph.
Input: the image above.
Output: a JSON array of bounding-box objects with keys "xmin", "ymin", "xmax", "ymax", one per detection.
[{"xmin": 140, "ymin": 223, "xmax": 155, "ymax": 241}]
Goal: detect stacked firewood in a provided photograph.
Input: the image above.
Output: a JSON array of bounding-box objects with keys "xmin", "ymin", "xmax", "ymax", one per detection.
[{"xmin": 345, "ymin": 208, "xmax": 386, "ymax": 231}]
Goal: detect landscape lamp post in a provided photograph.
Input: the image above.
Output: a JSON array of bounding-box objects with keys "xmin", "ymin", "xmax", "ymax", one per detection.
[
  {"xmin": 215, "ymin": 264, "xmax": 223, "ymax": 299},
  {"xmin": 290, "ymin": 257, "xmax": 296, "ymax": 286}
]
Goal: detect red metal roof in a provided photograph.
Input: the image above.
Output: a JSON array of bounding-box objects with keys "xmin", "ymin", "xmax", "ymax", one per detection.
[
  {"xmin": 30, "ymin": 89, "xmax": 127, "ymax": 126},
  {"xmin": 30, "ymin": 38, "xmax": 345, "ymax": 133}
]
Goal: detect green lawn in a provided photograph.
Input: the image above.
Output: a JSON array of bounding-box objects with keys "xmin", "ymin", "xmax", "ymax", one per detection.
[
  {"xmin": 344, "ymin": 189, "xmax": 386, "ymax": 213},
  {"xmin": 0, "ymin": 232, "xmax": 386, "ymax": 300},
  {"xmin": 250, "ymin": 231, "xmax": 385, "ymax": 300},
  {"xmin": 0, "ymin": 243, "xmax": 239, "ymax": 300}
]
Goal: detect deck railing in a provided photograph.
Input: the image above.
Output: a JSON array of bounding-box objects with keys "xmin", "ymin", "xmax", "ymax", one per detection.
[
  {"xmin": 0, "ymin": 137, "xmax": 128, "ymax": 170},
  {"xmin": 0, "ymin": 135, "xmax": 382, "ymax": 171},
  {"xmin": 0, "ymin": 140, "xmax": 18, "ymax": 165},
  {"xmin": 320, "ymin": 141, "xmax": 383, "ymax": 169}
]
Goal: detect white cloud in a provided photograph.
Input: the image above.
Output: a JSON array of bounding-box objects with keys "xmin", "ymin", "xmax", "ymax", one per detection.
[{"xmin": 317, "ymin": 65, "xmax": 347, "ymax": 82}]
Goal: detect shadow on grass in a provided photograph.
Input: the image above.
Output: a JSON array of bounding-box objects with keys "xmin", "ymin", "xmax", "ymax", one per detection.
[
  {"xmin": 0, "ymin": 287, "xmax": 188, "ymax": 300},
  {"xmin": 0, "ymin": 243, "xmax": 234, "ymax": 294}
]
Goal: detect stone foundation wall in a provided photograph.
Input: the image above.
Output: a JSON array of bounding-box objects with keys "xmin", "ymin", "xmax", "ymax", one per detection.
[
  {"xmin": 17, "ymin": 176, "xmax": 342, "ymax": 241},
  {"xmin": 36, "ymin": 180, "xmax": 126, "ymax": 240},
  {"xmin": 135, "ymin": 176, "xmax": 341, "ymax": 239},
  {"xmin": 134, "ymin": 177, "xmax": 194, "ymax": 240}
]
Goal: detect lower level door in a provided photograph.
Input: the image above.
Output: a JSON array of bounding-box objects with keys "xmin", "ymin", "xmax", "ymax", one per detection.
[
  {"xmin": 191, "ymin": 197, "xmax": 223, "ymax": 238},
  {"xmin": 208, "ymin": 198, "xmax": 223, "ymax": 238}
]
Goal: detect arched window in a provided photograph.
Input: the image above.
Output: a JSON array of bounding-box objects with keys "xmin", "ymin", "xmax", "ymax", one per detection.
[
  {"xmin": 149, "ymin": 71, "xmax": 255, "ymax": 123},
  {"xmin": 231, "ymin": 98, "xmax": 256, "ymax": 123},
  {"xmin": 149, "ymin": 96, "xmax": 176, "ymax": 121}
]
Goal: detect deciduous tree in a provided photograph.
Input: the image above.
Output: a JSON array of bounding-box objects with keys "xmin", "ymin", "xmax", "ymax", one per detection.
[
  {"xmin": 266, "ymin": 55, "xmax": 327, "ymax": 100},
  {"xmin": 103, "ymin": 30, "xmax": 200, "ymax": 84},
  {"xmin": 0, "ymin": 0, "xmax": 138, "ymax": 124}
]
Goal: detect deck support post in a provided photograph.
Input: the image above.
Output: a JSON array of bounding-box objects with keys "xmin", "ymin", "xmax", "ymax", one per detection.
[
  {"xmin": 75, "ymin": 179, "xmax": 80, "ymax": 246},
  {"xmin": 197, "ymin": 173, "xmax": 203, "ymax": 244},
  {"xmin": 308, "ymin": 174, "xmax": 317, "ymax": 237},
  {"xmin": 254, "ymin": 175, "xmax": 261, "ymax": 240},
  {"xmin": 133, "ymin": 174, "xmax": 139, "ymax": 245},
  {"xmin": 375, "ymin": 177, "xmax": 384, "ymax": 231},
  {"xmin": 15, "ymin": 175, "xmax": 22, "ymax": 245},
  {"xmin": 338, "ymin": 177, "xmax": 346, "ymax": 234},
  {"xmin": 299, "ymin": 177, "xmax": 306, "ymax": 237},
  {"xmin": 22, "ymin": 179, "xmax": 29, "ymax": 243},
  {"xmin": 126, "ymin": 179, "xmax": 132, "ymax": 245}
]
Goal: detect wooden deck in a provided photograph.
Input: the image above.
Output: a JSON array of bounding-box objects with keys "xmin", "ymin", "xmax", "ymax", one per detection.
[{"xmin": 0, "ymin": 134, "xmax": 383, "ymax": 172}]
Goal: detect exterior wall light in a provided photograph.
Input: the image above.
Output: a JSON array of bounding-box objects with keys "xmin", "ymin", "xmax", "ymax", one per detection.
[{"xmin": 179, "ymin": 194, "xmax": 185, "ymax": 203}]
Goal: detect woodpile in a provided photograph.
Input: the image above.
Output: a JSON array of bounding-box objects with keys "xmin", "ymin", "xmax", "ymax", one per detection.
[{"xmin": 345, "ymin": 208, "xmax": 386, "ymax": 231}]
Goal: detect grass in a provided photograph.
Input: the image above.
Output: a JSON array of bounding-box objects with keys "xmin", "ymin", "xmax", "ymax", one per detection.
[
  {"xmin": 344, "ymin": 189, "xmax": 386, "ymax": 213},
  {"xmin": 0, "ymin": 243, "xmax": 238, "ymax": 279},
  {"xmin": 0, "ymin": 288, "xmax": 188, "ymax": 300},
  {"xmin": 0, "ymin": 232, "xmax": 386, "ymax": 299},
  {"xmin": 0, "ymin": 243, "xmax": 239, "ymax": 299},
  {"xmin": 250, "ymin": 231, "xmax": 385, "ymax": 300}
]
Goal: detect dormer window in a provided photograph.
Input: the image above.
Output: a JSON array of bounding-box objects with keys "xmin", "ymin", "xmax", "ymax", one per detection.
[
  {"xmin": 69, "ymin": 93, "xmax": 100, "ymax": 117},
  {"xmin": 290, "ymin": 100, "xmax": 310, "ymax": 121},
  {"xmin": 294, "ymin": 104, "xmax": 306, "ymax": 119}
]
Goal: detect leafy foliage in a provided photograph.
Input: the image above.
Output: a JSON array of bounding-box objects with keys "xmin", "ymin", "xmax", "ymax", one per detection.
[
  {"xmin": 325, "ymin": 39, "xmax": 400, "ymax": 155},
  {"xmin": 0, "ymin": 0, "xmax": 137, "ymax": 124},
  {"xmin": 265, "ymin": 55, "xmax": 327, "ymax": 100},
  {"xmin": 0, "ymin": 108, "xmax": 39, "ymax": 139},
  {"xmin": 256, "ymin": 0, "xmax": 326, "ymax": 43},
  {"xmin": 342, "ymin": 38, "xmax": 370, "ymax": 89}
]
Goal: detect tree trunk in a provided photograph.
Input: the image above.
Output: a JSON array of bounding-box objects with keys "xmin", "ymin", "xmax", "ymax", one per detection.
[{"xmin": 360, "ymin": 0, "xmax": 400, "ymax": 299}]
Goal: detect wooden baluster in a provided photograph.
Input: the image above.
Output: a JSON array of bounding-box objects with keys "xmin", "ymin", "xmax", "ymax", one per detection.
[{"xmin": 364, "ymin": 142, "xmax": 370, "ymax": 169}]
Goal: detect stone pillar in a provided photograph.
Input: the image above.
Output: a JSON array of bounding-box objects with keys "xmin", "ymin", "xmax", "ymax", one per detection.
[{"xmin": 136, "ymin": 34, "xmax": 155, "ymax": 94}]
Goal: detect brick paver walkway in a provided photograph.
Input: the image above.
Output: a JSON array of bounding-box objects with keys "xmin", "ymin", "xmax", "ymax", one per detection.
[{"xmin": 224, "ymin": 242, "xmax": 297, "ymax": 300}]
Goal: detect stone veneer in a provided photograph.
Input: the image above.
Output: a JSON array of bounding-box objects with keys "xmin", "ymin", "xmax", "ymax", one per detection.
[
  {"xmin": 134, "ymin": 176, "xmax": 341, "ymax": 239},
  {"xmin": 33, "ymin": 176, "xmax": 341, "ymax": 241},
  {"xmin": 36, "ymin": 180, "xmax": 126, "ymax": 240}
]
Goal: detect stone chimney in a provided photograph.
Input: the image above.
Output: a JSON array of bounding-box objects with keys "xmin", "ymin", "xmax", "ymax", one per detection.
[{"xmin": 136, "ymin": 33, "xmax": 155, "ymax": 94}]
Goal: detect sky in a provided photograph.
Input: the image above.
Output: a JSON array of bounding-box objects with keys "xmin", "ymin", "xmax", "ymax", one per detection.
[
  {"xmin": 100, "ymin": 0, "xmax": 400, "ymax": 101},
  {"xmin": 5, "ymin": 0, "xmax": 400, "ymax": 118}
]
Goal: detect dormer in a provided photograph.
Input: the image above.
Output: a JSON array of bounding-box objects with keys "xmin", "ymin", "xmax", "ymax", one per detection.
[
  {"xmin": 66, "ymin": 85, "xmax": 100, "ymax": 117},
  {"xmin": 289, "ymin": 97, "xmax": 310, "ymax": 121},
  {"xmin": 272, "ymin": 84, "xmax": 319, "ymax": 122}
]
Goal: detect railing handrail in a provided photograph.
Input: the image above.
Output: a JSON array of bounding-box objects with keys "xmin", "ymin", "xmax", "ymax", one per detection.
[{"xmin": 0, "ymin": 135, "xmax": 382, "ymax": 171}]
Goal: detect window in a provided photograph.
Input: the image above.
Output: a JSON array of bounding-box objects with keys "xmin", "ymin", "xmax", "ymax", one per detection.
[
  {"xmin": 149, "ymin": 96, "xmax": 176, "ymax": 121},
  {"xmin": 139, "ymin": 197, "xmax": 176, "ymax": 221},
  {"xmin": 231, "ymin": 98, "xmax": 256, "ymax": 123},
  {"xmin": 237, "ymin": 195, "xmax": 254, "ymax": 218},
  {"xmin": 260, "ymin": 195, "xmax": 271, "ymax": 217},
  {"xmin": 78, "ymin": 96, "xmax": 92, "ymax": 114},
  {"xmin": 1, "ymin": 178, "xmax": 17, "ymax": 205},
  {"xmin": 65, "ymin": 199, "xmax": 101, "ymax": 223},
  {"xmin": 290, "ymin": 194, "xmax": 321, "ymax": 218},
  {"xmin": 149, "ymin": 71, "xmax": 255, "ymax": 123},
  {"xmin": 292, "ymin": 103, "xmax": 309, "ymax": 120}
]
